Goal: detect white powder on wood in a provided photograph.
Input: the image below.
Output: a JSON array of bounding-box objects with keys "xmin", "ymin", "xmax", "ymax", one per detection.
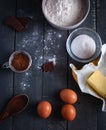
[
  {"xmin": 71, "ymin": 34, "xmax": 96, "ymax": 59},
  {"xmin": 44, "ymin": 0, "xmax": 82, "ymax": 26}
]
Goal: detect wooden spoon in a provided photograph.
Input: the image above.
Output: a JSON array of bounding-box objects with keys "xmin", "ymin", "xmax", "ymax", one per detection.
[{"xmin": 0, "ymin": 94, "xmax": 29, "ymax": 122}]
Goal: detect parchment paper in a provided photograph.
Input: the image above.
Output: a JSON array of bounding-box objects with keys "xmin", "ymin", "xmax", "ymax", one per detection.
[{"xmin": 70, "ymin": 44, "xmax": 106, "ymax": 111}]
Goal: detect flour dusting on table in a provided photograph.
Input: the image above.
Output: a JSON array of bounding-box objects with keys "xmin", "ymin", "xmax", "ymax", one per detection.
[
  {"xmin": 19, "ymin": 70, "xmax": 31, "ymax": 91},
  {"xmin": 17, "ymin": 26, "xmax": 62, "ymax": 89},
  {"xmin": 17, "ymin": 28, "xmax": 61, "ymax": 69}
]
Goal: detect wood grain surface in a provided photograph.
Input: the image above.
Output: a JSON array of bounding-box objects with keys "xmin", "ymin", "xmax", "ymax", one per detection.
[{"xmin": 0, "ymin": 0, "xmax": 106, "ymax": 130}]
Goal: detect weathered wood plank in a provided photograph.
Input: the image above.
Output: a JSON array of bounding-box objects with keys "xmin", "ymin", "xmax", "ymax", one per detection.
[
  {"xmin": 0, "ymin": 0, "xmax": 16, "ymax": 129},
  {"xmin": 0, "ymin": 0, "xmax": 106, "ymax": 130},
  {"xmin": 42, "ymin": 19, "xmax": 68, "ymax": 130},
  {"xmin": 13, "ymin": 0, "xmax": 44, "ymax": 130},
  {"xmin": 68, "ymin": 0, "xmax": 98, "ymax": 130},
  {"xmin": 97, "ymin": 0, "xmax": 106, "ymax": 130}
]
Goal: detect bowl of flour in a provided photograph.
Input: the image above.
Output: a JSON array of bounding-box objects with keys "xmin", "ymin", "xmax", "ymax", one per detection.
[
  {"xmin": 42, "ymin": 0, "xmax": 90, "ymax": 30},
  {"xmin": 66, "ymin": 28, "xmax": 102, "ymax": 63}
]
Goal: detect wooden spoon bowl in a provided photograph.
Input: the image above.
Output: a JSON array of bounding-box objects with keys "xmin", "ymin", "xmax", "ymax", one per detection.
[{"xmin": 0, "ymin": 94, "xmax": 29, "ymax": 122}]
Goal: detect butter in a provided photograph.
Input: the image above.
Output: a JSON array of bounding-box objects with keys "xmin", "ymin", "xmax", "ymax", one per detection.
[{"xmin": 87, "ymin": 70, "xmax": 106, "ymax": 98}]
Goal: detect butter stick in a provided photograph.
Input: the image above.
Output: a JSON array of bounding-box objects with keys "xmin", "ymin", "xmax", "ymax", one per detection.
[{"xmin": 87, "ymin": 70, "xmax": 106, "ymax": 99}]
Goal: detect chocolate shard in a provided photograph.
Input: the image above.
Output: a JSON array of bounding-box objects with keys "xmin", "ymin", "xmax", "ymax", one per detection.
[
  {"xmin": 5, "ymin": 16, "xmax": 25, "ymax": 32},
  {"xmin": 42, "ymin": 62, "xmax": 55, "ymax": 72},
  {"xmin": 18, "ymin": 17, "xmax": 32, "ymax": 27}
]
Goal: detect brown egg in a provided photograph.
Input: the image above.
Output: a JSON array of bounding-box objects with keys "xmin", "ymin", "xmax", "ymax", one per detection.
[
  {"xmin": 61, "ymin": 104, "xmax": 76, "ymax": 121},
  {"xmin": 37, "ymin": 101, "xmax": 52, "ymax": 118},
  {"xmin": 60, "ymin": 89, "xmax": 78, "ymax": 104}
]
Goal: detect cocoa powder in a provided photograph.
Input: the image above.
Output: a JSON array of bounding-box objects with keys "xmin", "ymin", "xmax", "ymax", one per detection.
[
  {"xmin": 42, "ymin": 61, "xmax": 55, "ymax": 72},
  {"xmin": 12, "ymin": 53, "xmax": 29, "ymax": 71}
]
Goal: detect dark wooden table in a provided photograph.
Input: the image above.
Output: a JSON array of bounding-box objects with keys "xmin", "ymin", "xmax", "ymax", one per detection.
[{"xmin": 0, "ymin": 0, "xmax": 106, "ymax": 130}]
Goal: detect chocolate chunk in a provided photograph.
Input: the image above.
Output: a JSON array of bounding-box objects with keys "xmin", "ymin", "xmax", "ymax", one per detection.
[
  {"xmin": 18, "ymin": 17, "xmax": 32, "ymax": 27},
  {"xmin": 42, "ymin": 62, "xmax": 55, "ymax": 72},
  {"xmin": 5, "ymin": 16, "xmax": 25, "ymax": 32}
]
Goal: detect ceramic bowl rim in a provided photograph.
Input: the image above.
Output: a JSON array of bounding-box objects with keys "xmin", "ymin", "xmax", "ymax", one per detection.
[
  {"xmin": 66, "ymin": 27, "xmax": 102, "ymax": 63},
  {"xmin": 42, "ymin": 0, "xmax": 90, "ymax": 30}
]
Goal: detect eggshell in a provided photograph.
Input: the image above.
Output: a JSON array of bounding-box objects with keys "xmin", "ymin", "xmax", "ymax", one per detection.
[
  {"xmin": 60, "ymin": 89, "xmax": 77, "ymax": 104},
  {"xmin": 61, "ymin": 104, "xmax": 76, "ymax": 121},
  {"xmin": 37, "ymin": 101, "xmax": 52, "ymax": 118}
]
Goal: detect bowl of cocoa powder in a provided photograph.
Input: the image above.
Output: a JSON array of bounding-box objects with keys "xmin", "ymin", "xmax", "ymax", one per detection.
[{"xmin": 9, "ymin": 51, "xmax": 32, "ymax": 73}]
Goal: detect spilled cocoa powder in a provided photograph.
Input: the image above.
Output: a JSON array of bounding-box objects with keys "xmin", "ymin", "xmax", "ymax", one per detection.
[
  {"xmin": 42, "ymin": 61, "xmax": 55, "ymax": 72},
  {"xmin": 12, "ymin": 53, "xmax": 29, "ymax": 71}
]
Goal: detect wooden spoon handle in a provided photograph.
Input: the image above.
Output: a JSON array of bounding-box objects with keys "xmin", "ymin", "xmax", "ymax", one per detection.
[{"xmin": 0, "ymin": 112, "xmax": 9, "ymax": 122}]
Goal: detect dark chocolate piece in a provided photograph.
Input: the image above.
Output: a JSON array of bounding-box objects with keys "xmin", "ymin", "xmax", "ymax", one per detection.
[
  {"xmin": 5, "ymin": 16, "xmax": 25, "ymax": 32},
  {"xmin": 18, "ymin": 17, "xmax": 32, "ymax": 27},
  {"xmin": 42, "ymin": 62, "xmax": 55, "ymax": 72}
]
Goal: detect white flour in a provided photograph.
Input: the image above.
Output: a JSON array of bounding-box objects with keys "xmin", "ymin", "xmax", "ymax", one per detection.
[
  {"xmin": 44, "ymin": 0, "xmax": 82, "ymax": 26},
  {"xmin": 17, "ymin": 27, "xmax": 61, "ymax": 90},
  {"xmin": 19, "ymin": 71, "xmax": 31, "ymax": 91},
  {"xmin": 16, "ymin": 10, "xmax": 64, "ymax": 91},
  {"xmin": 71, "ymin": 34, "xmax": 96, "ymax": 59},
  {"xmin": 17, "ymin": 28, "xmax": 61, "ymax": 69}
]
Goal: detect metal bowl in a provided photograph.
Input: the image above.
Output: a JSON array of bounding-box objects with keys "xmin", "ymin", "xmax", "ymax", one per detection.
[
  {"xmin": 42, "ymin": 0, "xmax": 90, "ymax": 30},
  {"xmin": 66, "ymin": 27, "xmax": 102, "ymax": 63}
]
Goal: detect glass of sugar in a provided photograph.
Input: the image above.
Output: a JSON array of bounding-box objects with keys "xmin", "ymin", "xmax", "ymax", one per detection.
[{"xmin": 66, "ymin": 27, "xmax": 102, "ymax": 63}]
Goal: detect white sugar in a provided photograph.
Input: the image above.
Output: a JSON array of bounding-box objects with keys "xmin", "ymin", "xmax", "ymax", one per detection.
[{"xmin": 71, "ymin": 34, "xmax": 96, "ymax": 59}]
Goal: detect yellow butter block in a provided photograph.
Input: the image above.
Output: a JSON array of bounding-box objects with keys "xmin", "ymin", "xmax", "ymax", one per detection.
[{"xmin": 87, "ymin": 70, "xmax": 106, "ymax": 99}]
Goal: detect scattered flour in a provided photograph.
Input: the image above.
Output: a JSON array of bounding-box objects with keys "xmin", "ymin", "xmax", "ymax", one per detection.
[
  {"xmin": 19, "ymin": 70, "xmax": 31, "ymax": 91},
  {"xmin": 17, "ymin": 26, "xmax": 62, "ymax": 90},
  {"xmin": 48, "ymin": 57, "xmax": 56, "ymax": 65},
  {"xmin": 17, "ymin": 28, "xmax": 62, "ymax": 70},
  {"xmin": 58, "ymin": 34, "xmax": 62, "ymax": 38},
  {"xmin": 44, "ymin": 0, "xmax": 82, "ymax": 26}
]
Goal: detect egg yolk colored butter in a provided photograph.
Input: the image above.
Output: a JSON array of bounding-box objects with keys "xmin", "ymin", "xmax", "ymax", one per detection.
[{"xmin": 87, "ymin": 70, "xmax": 106, "ymax": 99}]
